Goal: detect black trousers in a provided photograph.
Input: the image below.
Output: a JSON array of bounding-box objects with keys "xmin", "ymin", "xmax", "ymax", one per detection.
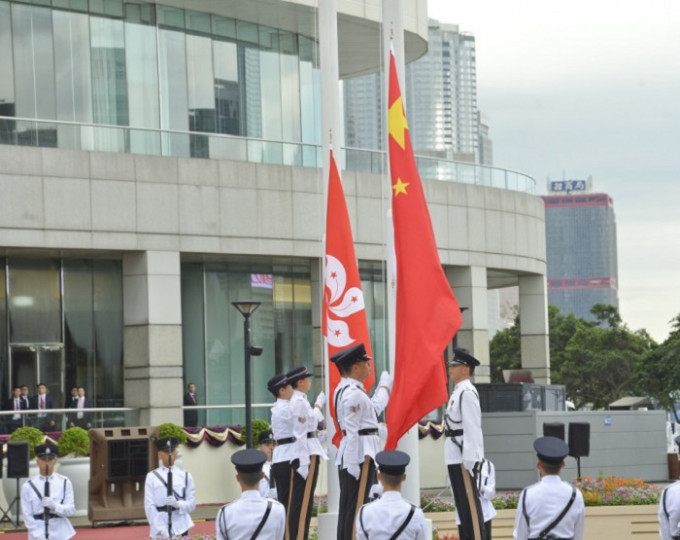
[
  {"xmin": 337, "ymin": 459, "xmax": 376, "ymax": 540},
  {"xmin": 448, "ymin": 464, "xmax": 487, "ymax": 540},
  {"xmin": 272, "ymin": 459, "xmax": 305, "ymax": 539}
]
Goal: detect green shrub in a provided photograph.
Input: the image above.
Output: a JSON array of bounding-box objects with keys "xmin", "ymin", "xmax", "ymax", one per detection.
[
  {"xmin": 9, "ymin": 426, "xmax": 45, "ymax": 458},
  {"xmin": 58, "ymin": 426, "xmax": 90, "ymax": 457},
  {"xmin": 239, "ymin": 419, "xmax": 271, "ymax": 445},
  {"xmin": 157, "ymin": 422, "xmax": 188, "ymax": 445}
]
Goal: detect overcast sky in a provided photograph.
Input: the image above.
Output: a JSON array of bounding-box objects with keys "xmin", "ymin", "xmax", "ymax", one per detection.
[{"xmin": 427, "ymin": 0, "xmax": 680, "ymax": 342}]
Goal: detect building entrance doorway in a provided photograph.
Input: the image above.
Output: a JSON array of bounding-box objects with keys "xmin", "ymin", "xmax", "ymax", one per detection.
[{"xmin": 9, "ymin": 343, "xmax": 64, "ymax": 410}]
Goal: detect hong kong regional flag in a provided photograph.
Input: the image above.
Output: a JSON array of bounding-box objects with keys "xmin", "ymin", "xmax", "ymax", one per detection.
[
  {"xmin": 323, "ymin": 149, "xmax": 375, "ymax": 447},
  {"xmin": 385, "ymin": 50, "xmax": 463, "ymax": 450}
]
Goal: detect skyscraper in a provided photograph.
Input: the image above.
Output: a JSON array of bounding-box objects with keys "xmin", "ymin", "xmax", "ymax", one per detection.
[{"xmin": 543, "ymin": 191, "xmax": 619, "ymax": 322}]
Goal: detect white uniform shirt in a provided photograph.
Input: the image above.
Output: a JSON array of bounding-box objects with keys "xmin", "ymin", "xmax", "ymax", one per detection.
[
  {"xmin": 144, "ymin": 465, "xmax": 196, "ymax": 538},
  {"xmin": 271, "ymin": 397, "xmax": 306, "ymax": 465},
  {"xmin": 659, "ymin": 480, "xmax": 680, "ymax": 540},
  {"xmin": 290, "ymin": 389, "xmax": 328, "ymax": 460},
  {"xmin": 334, "ymin": 378, "xmax": 389, "ymax": 469},
  {"xmin": 258, "ymin": 461, "xmax": 277, "ymax": 500},
  {"xmin": 513, "ymin": 475, "xmax": 585, "ymax": 540},
  {"xmin": 355, "ymin": 491, "xmax": 427, "ymax": 540},
  {"xmin": 21, "ymin": 472, "xmax": 76, "ymax": 540},
  {"xmin": 444, "ymin": 379, "xmax": 484, "ymax": 469},
  {"xmin": 454, "ymin": 458, "xmax": 498, "ymax": 524},
  {"xmin": 216, "ymin": 490, "xmax": 286, "ymax": 540}
]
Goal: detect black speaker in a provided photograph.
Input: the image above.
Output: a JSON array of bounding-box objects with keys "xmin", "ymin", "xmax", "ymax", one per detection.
[
  {"xmin": 7, "ymin": 441, "xmax": 30, "ymax": 478},
  {"xmin": 543, "ymin": 422, "xmax": 565, "ymax": 441},
  {"xmin": 568, "ymin": 422, "xmax": 590, "ymax": 458}
]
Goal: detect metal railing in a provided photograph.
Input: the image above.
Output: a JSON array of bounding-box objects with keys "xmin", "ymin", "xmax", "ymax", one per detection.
[
  {"xmin": 0, "ymin": 116, "xmax": 535, "ymax": 193},
  {"xmin": 0, "ymin": 407, "xmax": 138, "ymax": 434}
]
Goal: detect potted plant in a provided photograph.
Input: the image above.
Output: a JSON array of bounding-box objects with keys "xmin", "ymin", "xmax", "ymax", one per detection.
[
  {"xmin": 58, "ymin": 426, "xmax": 90, "ymax": 457},
  {"xmin": 56, "ymin": 426, "xmax": 91, "ymax": 516},
  {"xmin": 8, "ymin": 426, "xmax": 44, "ymax": 458},
  {"xmin": 239, "ymin": 419, "xmax": 271, "ymax": 446}
]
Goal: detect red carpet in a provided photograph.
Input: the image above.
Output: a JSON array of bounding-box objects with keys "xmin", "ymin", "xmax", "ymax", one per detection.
[{"xmin": 0, "ymin": 519, "xmax": 216, "ymax": 538}]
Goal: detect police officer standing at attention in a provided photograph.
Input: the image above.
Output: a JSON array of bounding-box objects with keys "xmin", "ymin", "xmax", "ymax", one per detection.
[
  {"xmin": 258, "ymin": 429, "xmax": 278, "ymax": 500},
  {"xmin": 21, "ymin": 443, "xmax": 76, "ymax": 540},
  {"xmin": 445, "ymin": 348, "xmax": 486, "ymax": 540},
  {"xmin": 658, "ymin": 435, "xmax": 680, "ymax": 540},
  {"xmin": 286, "ymin": 365, "xmax": 327, "ymax": 540},
  {"xmin": 216, "ymin": 448, "xmax": 286, "ymax": 540},
  {"xmin": 355, "ymin": 450, "xmax": 427, "ymax": 539},
  {"xmin": 144, "ymin": 436, "xmax": 197, "ymax": 539},
  {"xmin": 514, "ymin": 436, "xmax": 585, "ymax": 540},
  {"xmin": 331, "ymin": 343, "xmax": 392, "ymax": 540}
]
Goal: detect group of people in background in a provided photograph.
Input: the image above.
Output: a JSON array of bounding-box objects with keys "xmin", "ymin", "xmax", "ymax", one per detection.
[{"xmin": 2, "ymin": 383, "xmax": 93, "ymax": 433}]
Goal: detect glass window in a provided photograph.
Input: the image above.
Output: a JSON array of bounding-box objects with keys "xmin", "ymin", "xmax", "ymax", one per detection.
[
  {"xmin": 12, "ymin": 3, "xmax": 57, "ymax": 146},
  {"xmin": 125, "ymin": 20, "xmax": 160, "ymax": 154},
  {"xmin": 53, "ymin": 10, "xmax": 93, "ymax": 149},
  {"xmin": 181, "ymin": 263, "xmax": 206, "ymax": 425},
  {"xmin": 8, "ymin": 258, "xmax": 61, "ymax": 344},
  {"xmin": 259, "ymin": 33, "xmax": 282, "ymax": 163},
  {"xmin": 0, "ymin": 1, "xmax": 16, "ymax": 145},
  {"xmin": 90, "ymin": 15, "xmax": 129, "ymax": 151},
  {"xmin": 279, "ymin": 31, "xmax": 301, "ymax": 165},
  {"xmin": 158, "ymin": 28, "xmax": 189, "ymax": 156},
  {"xmin": 213, "ymin": 39, "xmax": 240, "ymax": 135},
  {"xmin": 0, "ymin": 259, "xmax": 7, "ymax": 403},
  {"xmin": 186, "ymin": 33, "xmax": 215, "ymax": 157}
]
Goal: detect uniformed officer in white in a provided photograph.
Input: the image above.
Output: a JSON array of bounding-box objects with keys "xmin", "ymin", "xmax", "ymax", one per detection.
[
  {"xmin": 286, "ymin": 365, "xmax": 327, "ymax": 540},
  {"xmin": 659, "ymin": 435, "xmax": 680, "ymax": 540},
  {"xmin": 445, "ymin": 348, "xmax": 486, "ymax": 540},
  {"xmin": 21, "ymin": 443, "xmax": 76, "ymax": 540},
  {"xmin": 144, "ymin": 436, "xmax": 197, "ymax": 539},
  {"xmin": 258, "ymin": 429, "xmax": 278, "ymax": 500},
  {"xmin": 356, "ymin": 450, "xmax": 427, "ymax": 540},
  {"xmin": 331, "ymin": 343, "xmax": 392, "ymax": 540},
  {"xmin": 216, "ymin": 448, "xmax": 286, "ymax": 540},
  {"xmin": 455, "ymin": 459, "xmax": 497, "ymax": 540},
  {"xmin": 514, "ymin": 436, "xmax": 585, "ymax": 540}
]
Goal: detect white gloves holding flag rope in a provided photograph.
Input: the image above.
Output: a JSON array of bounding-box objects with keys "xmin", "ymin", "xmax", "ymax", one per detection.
[
  {"xmin": 378, "ymin": 370, "xmax": 393, "ymax": 392},
  {"xmin": 314, "ymin": 391, "xmax": 326, "ymax": 410}
]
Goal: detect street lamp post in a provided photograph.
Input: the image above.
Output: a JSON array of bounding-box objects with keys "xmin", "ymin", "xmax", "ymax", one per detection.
[{"xmin": 232, "ymin": 301, "xmax": 262, "ymax": 448}]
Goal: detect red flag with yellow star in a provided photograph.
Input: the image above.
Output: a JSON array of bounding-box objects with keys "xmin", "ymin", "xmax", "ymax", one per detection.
[
  {"xmin": 323, "ymin": 149, "xmax": 375, "ymax": 447},
  {"xmin": 384, "ymin": 50, "xmax": 463, "ymax": 450}
]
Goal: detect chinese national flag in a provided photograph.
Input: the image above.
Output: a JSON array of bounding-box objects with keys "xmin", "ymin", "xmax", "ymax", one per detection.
[
  {"xmin": 323, "ymin": 149, "xmax": 375, "ymax": 447},
  {"xmin": 384, "ymin": 51, "xmax": 463, "ymax": 450}
]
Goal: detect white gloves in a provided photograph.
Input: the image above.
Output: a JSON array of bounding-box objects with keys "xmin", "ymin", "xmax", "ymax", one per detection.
[
  {"xmin": 165, "ymin": 495, "xmax": 181, "ymax": 509},
  {"xmin": 347, "ymin": 464, "xmax": 361, "ymax": 480},
  {"xmin": 314, "ymin": 391, "xmax": 326, "ymax": 409},
  {"xmin": 378, "ymin": 371, "xmax": 393, "ymax": 391},
  {"xmin": 266, "ymin": 487, "xmax": 278, "ymax": 500},
  {"xmin": 368, "ymin": 482, "xmax": 383, "ymax": 501},
  {"xmin": 297, "ymin": 464, "xmax": 309, "ymax": 480},
  {"xmin": 42, "ymin": 497, "xmax": 56, "ymax": 511}
]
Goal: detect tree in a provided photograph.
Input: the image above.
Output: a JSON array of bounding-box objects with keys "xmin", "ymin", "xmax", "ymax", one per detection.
[{"xmin": 489, "ymin": 313, "xmax": 520, "ymax": 383}]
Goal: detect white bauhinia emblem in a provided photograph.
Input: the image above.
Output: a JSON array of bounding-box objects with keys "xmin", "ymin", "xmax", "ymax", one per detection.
[{"xmin": 325, "ymin": 254, "xmax": 366, "ymax": 347}]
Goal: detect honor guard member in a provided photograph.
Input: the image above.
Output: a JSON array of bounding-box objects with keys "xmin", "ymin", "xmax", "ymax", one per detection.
[
  {"xmin": 21, "ymin": 443, "xmax": 76, "ymax": 540},
  {"xmin": 258, "ymin": 429, "xmax": 278, "ymax": 500},
  {"xmin": 356, "ymin": 450, "xmax": 427, "ymax": 540},
  {"xmin": 455, "ymin": 459, "xmax": 497, "ymax": 540},
  {"xmin": 331, "ymin": 343, "xmax": 392, "ymax": 540},
  {"xmin": 445, "ymin": 348, "xmax": 486, "ymax": 540},
  {"xmin": 216, "ymin": 449, "xmax": 286, "ymax": 540},
  {"xmin": 514, "ymin": 436, "xmax": 585, "ymax": 540},
  {"xmin": 658, "ymin": 435, "xmax": 680, "ymax": 540},
  {"xmin": 286, "ymin": 366, "xmax": 328, "ymax": 540},
  {"xmin": 144, "ymin": 436, "xmax": 197, "ymax": 539},
  {"xmin": 268, "ymin": 373, "xmax": 304, "ymax": 534}
]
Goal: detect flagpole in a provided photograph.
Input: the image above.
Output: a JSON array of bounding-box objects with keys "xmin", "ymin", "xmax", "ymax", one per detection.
[{"xmin": 317, "ymin": 0, "xmax": 341, "ymax": 536}]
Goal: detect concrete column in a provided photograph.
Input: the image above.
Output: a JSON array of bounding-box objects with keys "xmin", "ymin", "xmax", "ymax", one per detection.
[
  {"xmin": 446, "ymin": 266, "xmax": 491, "ymax": 382},
  {"xmin": 123, "ymin": 251, "xmax": 183, "ymax": 426},
  {"xmin": 518, "ymin": 274, "xmax": 550, "ymax": 383}
]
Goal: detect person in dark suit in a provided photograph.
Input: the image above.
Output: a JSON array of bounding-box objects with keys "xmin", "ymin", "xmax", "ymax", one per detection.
[
  {"xmin": 68, "ymin": 387, "xmax": 93, "ymax": 429},
  {"xmin": 64, "ymin": 386, "xmax": 78, "ymax": 409},
  {"xmin": 4, "ymin": 385, "xmax": 29, "ymax": 433},
  {"xmin": 31, "ymin": 382, "xmax": 55, "ymax": 431},
  {"xmin": 183, "ymin": 383, "xmax": 199, "ymax": 427}
]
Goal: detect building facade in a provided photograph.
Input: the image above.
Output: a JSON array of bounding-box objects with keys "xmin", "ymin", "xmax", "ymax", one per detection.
[
  {"xmin": 543, "ymin": 193, "xmax": 619, "ymax": 322},
  {"xmin": 0, "ymin": 0, "xmax": 549, "ymax": 428}
]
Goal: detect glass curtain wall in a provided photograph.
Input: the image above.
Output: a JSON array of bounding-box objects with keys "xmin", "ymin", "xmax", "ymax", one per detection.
[
  {"xmin": 0, "ymin": 0, "xmax": 321, "ymax": 160},
  {"xmin": 1, "ymin": 257, "xmax": 123, "ymax": 408},
  {"xmin": 181, "ymin": 259, "xmax": 314, "ymax": 427}
]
